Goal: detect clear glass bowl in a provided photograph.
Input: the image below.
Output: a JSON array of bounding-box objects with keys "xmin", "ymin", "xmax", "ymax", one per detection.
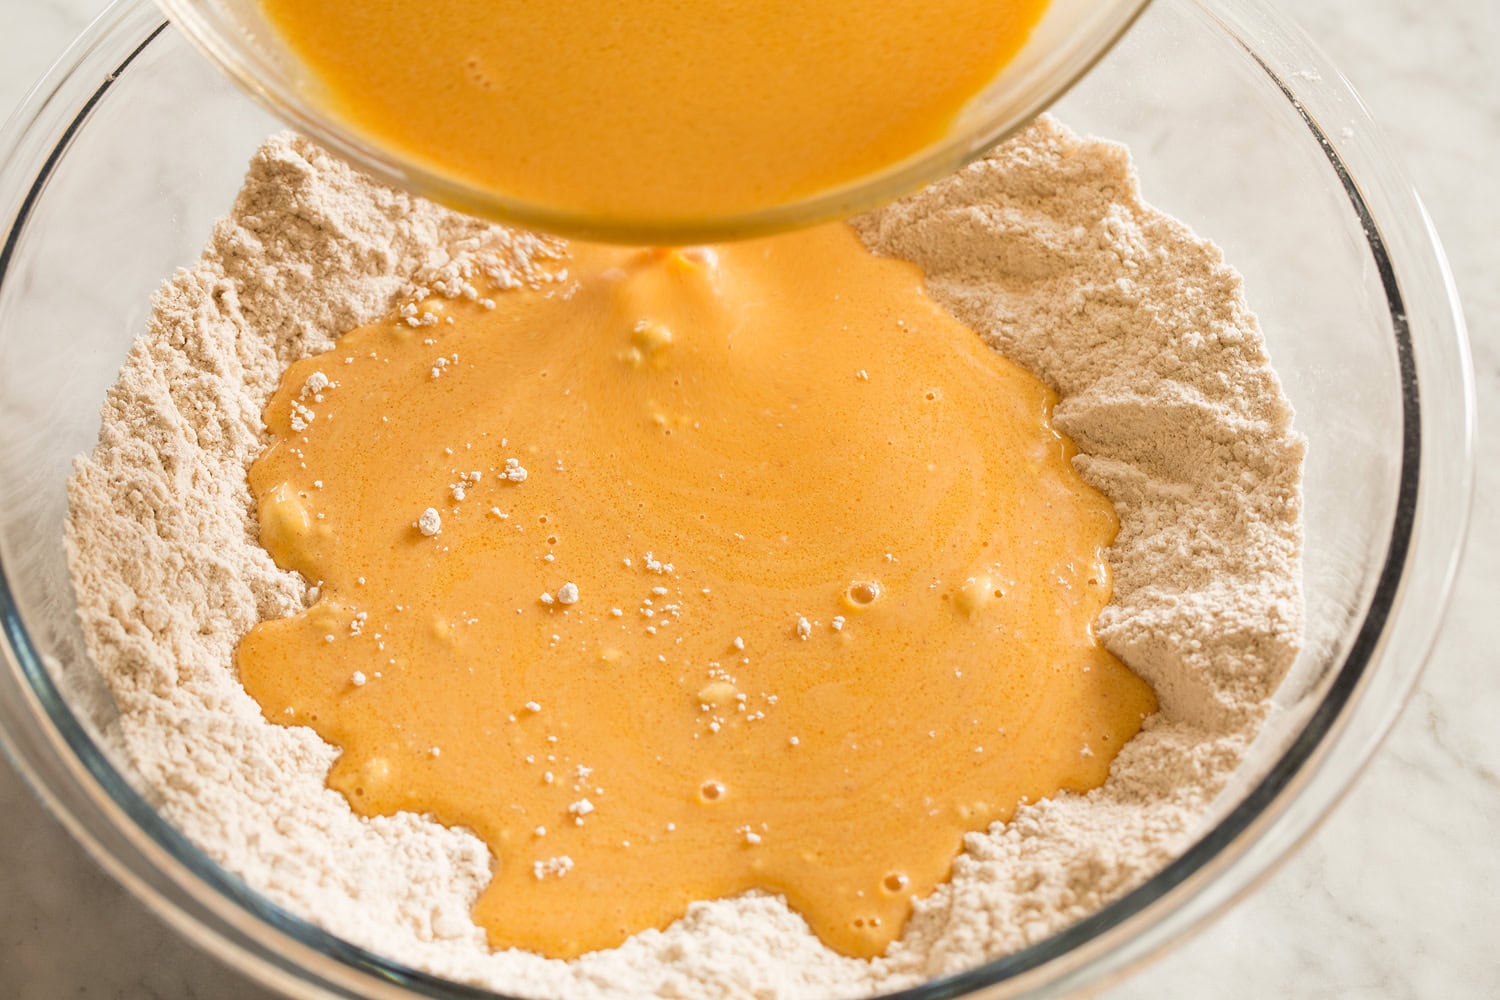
[
  {"xmin": 0, "ymin": 1, "xmax": 1473, "ymax": 997},
  {"xmin": 151, "ymin": 0, "xmax": 1152, "ymax": 243}
]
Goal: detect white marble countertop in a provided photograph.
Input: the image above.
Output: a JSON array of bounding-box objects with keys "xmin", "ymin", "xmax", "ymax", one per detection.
[{"xmin": 1, "ymin": 1, "xmax": 1495, "ymax": 997}]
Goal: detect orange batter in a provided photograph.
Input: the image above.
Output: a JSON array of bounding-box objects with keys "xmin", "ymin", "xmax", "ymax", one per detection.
[
  {"xmin": 258, "ymin": 0, "xmax": 1050, "ymax": 227},
  {"xmin": 238, "ymin": 223, "xmax": 1155, "ymax": 960}
]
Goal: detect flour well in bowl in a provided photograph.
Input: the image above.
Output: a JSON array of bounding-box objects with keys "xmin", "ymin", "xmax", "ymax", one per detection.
[{"xmin": 63, "ymin": 117, "xmax": 1303, "ymax": 997}]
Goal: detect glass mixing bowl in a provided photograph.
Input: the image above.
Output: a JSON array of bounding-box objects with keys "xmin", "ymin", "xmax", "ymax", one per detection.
[
  {"xmin": 151, "ymin": 0, "xmax": 1152, "ymax": 243},
  {"xmin": 0, "ymin": 0, "xmax": 1473, "ymax": 997}
]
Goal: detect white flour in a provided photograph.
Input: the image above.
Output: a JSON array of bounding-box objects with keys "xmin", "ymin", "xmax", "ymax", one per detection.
[{"xmin": 64, "ymin": 117, "xmax": 1303, "ymax": 998}]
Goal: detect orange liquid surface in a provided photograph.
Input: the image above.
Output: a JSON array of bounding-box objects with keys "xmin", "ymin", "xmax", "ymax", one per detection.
[
  {"xmin": 257, "ymin": 0, "xmax": 1050, "ymax": 225},
  {"xmin": 238, "ymin": 223, "xmax": 1155, "ymax": 959}
]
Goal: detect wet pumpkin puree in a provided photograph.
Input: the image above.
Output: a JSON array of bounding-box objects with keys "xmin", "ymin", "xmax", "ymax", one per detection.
[
  {"xmin": 257, "ymin": 0, "xmax": 1050, "ymax": 224},
  {"xmin": 238, "ymin": 223, "xmax": 1156, "ymax": 960}
]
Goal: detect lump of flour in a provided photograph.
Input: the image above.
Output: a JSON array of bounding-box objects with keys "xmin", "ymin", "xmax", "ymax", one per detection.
[{"xmin": 64, "ymin": 117, "xmax": 1302, "ymax": 998}]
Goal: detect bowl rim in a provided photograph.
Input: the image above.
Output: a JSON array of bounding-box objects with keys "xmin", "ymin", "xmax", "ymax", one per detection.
[
  {"xmin": 0, "ymin": 0, "xmax": 1475, "ymax": 997},
  {"xmin": 150, "ymin": 0, "xmax": 1155, "ymax": 244}
]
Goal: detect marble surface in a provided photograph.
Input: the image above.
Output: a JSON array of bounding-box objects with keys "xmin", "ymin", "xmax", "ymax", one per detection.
[{"xmin": 1, "ymin": 0, "xmax": 1496, "ymax": 997}]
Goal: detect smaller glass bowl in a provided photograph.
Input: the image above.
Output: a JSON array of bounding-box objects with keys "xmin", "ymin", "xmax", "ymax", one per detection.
[{"xmin": 152, "ymin": 0, "xmax": 1151, "ymax": 243}]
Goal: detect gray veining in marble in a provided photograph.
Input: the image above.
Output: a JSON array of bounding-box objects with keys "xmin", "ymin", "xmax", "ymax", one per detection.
[{"xmin": 1, "ymin": 1, "xmax": 1496, "ymax": 997}]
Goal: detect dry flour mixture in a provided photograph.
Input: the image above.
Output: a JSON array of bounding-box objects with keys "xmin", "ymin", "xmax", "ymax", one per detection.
[{"xmin": 64, "ymin": 117, "xmax": 1304, "ymax": 998}]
